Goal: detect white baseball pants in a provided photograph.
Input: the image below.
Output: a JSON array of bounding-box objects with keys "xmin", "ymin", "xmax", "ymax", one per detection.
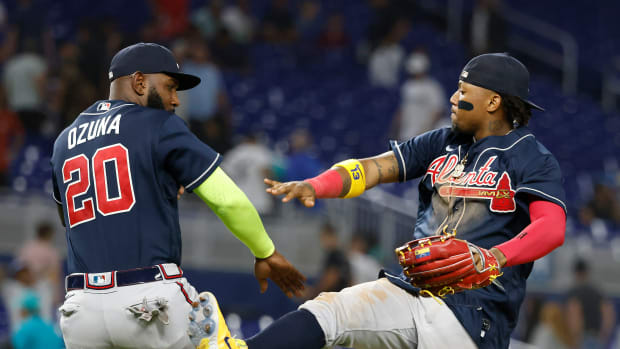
[
  {"xmin": 299, "ymin": 278, "xmax": 477, "ymax": 349},
  {"xmin": 59, "ymin": 277, "xmax": 198, "ymax": 349}
]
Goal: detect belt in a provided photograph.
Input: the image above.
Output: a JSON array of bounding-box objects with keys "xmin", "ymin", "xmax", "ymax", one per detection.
[{"xmin": 65, "ymin": 263, "xmax": 183, "ymax": 291}]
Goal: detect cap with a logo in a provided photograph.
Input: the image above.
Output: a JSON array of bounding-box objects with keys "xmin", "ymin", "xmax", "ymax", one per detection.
[
  {"xmin": 109, "ymin": 42, "xmax": 200, "ymax": 91},
  {"xmin": 459, "ymin": 53, "xmax": 544, "ymax": 111}
]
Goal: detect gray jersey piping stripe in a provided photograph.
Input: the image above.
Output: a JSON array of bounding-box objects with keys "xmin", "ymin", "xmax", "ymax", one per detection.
[
  {"xmin": 80, "ymin": 103, "xmax": 134, "ymax": 115},
  {"xmin": 515, "ymin": 187, "xmax": 567, "ymax": 211},
  {"xmin": 471, "ymin": 134, "xmax": 534, "ymax": 170},
  {"xmin": 52, "ymin": 193, "xmax": 61, "ymax": 204},
  {"xmin": 185, "ymin": 153, "xmax": 220, "ymax": 189},
  {"xmin": 392, "ymin": 141, "xmax": 406, "ymax": 181}
]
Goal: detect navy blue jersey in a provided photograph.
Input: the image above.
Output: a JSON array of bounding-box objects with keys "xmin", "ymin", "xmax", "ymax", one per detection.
[
  {"xmin": 50, "ymin": 100, "xmax": 221, "ymax": 274},
  {"xmin": 384, "ymin": 126, "xmax": 565, "ymax": 349}
]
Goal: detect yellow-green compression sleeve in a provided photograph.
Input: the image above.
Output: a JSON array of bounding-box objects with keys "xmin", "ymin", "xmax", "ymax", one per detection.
[{"xmin": 194, "ymin": 167, "xmax": 275, "ymax": 259}]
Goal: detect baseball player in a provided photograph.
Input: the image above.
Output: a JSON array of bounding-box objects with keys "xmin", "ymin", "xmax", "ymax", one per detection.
[
  {"xmin": 197, "ymin": 53, "xmax": 567, "ymax": 349},
  {"xmin": 50, "ymin": 42, "xmax": 305, "ymax": 349}
]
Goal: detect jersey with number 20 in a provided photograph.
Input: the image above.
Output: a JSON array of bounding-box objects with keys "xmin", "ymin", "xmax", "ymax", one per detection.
[{"xmin": 51, "ymin": 100, "xmax": 221, "ymax": 274}]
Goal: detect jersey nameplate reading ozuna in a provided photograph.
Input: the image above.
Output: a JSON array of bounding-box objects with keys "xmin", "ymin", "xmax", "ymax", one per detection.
[{"xmin": 67, "ymin": 114, "xmax": 122, "ymax": 150}]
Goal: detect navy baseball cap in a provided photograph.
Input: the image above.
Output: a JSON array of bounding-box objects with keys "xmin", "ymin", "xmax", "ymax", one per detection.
[
  {"xmin": 109, "ymin": 43, "xmax": 200, "ymax": 91},
  {"xmin": 459, "ymin": 53, "xmax": 544, "ymax": 111}
]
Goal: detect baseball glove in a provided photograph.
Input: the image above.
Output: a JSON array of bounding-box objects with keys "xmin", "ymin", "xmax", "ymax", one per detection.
[{"xmin": 395, "ymin": 234, "xmax": 502, "ymax": 297}]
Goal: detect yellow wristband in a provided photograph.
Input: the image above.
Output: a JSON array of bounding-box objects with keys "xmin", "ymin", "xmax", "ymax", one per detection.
[{"xmin": 333, "ymin": 159, "xmax": 366, "ymax": 198}]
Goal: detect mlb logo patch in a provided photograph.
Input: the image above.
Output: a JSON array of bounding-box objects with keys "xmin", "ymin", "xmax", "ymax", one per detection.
[
  {"xmin": 86, "ymin": 272, "xmax": 114, "ymax": 289},
  {"xmin": 97, "ymin": 102, "xmax": 111, "ymax": 111},
  {"xmin": 159, "ymin": 264, "xmax": 183, "ymax": 279},
  {"xmin": 415, "ymin": 247, "xmax": 431, "ymax": 259}
]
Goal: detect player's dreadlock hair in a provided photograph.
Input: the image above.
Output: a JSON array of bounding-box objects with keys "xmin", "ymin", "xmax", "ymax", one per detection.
[{"xmin": 499, "ymin": 93, "xmax": 532, "ymax": 128}]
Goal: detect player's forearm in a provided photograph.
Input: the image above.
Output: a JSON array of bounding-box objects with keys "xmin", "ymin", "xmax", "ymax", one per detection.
[
  {"xmin": 195, "ymin": 167, "xmax": 275, "ymax": 259},
  {"xmin": 305, "ymin": 152, "xmax": 399, "ymax": 199}
]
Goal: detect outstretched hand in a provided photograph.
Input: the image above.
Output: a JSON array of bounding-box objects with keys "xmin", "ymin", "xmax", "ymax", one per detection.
[
  {"xmin": 264, "ymin": 178, "xmax": 317, "ymax": 207},
  {"xmin": 254, "ymin": 250, "xmax": 306, "ymax": 298}
]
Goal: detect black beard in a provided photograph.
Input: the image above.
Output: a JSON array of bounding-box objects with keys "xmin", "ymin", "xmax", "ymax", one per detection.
[
  {"xmin": 451, "ymin": 121, "xmax": 463, "ymax": 134},
  {"xmin": 146, "ymin": 87, "xmax": 167, "ymax": 111},
  {"xmin": 451, "ymin": 122, "xmax": 473, "ymax": 138}
]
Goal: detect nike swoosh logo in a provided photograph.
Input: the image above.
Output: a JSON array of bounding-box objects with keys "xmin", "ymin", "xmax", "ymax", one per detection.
[
  {"xmin": 224, "ymin": 337, "xmax": 233, "ymax": 349},
  {"xmin": 446, "ymin": 145, "xmax": 456, "ymax": 151}
]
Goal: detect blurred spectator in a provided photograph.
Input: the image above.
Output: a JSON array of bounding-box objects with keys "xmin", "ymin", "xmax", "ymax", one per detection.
[
  {"xmin": 75, "ymin": 21, "xmax": 112, "ymax": 92},
  {"xmin": 261, "ymin": 0, "xmax": 297, "ymax": 43},
  {"xmin": 0, "ymin": 87, "xmax": 24, "ymax": 186},
  {"xmin": 53, "ymin": 40, "xmax": 98, "ymax": 128},
  {"xmin": 317, "ymin": 13, "xmax": 349, "ymax": 50},
  {"xmin": 75, "ymin": 24, "xmax": 96, "ymax": 80},
  {"xmin": 221, "ymin": 0, "xmax": 255, "ymax": 44},
  {"xmin": 301, "ymin": 223, "xmax": 351, "ymax": 300},
  {"xmin": 8, "ymin": 0, "xmax": 48, "ymax": 53},
  {"xmin": 2, "ymin": 39, "xmax": 47, "ymax": 133},
  {"xmin": 530, "ymin": 302, "xmax": 574, "ymax": 349},
  {"xmin": 0, "ymin": 1, "xmax": 16, "ymax": 63},
  {"xmin": 566, "ymin": 259, "xmax": 616, "ymax": 349},
  {"xmin": 296, "ymin": 0, "xmax": 322, "ymax": 41},
  {"xmin": 17, "ymin": 222, "xmax": 62, "ymax": 306},
  {"xmin": 11, "ymin": 291, "xmax": 63, "ymax": 349},
  {"xmin": 183, "ymin": 39, "xmax": 232, "ymax": 154},
  {"xmin": 579, "ymin": 182, "xmax": 620, "ymax": 226},
  {"xmin": 102, "ymin": 22, "xmax": 125, "ymax": 67},
  {"xmin": 0, "ymin": 261, "xmax": 51, "ymax": 333},
  {"xmin": 222, "ymin": 133, "xmax": 275, "ymax": 215},
  {"xmin": 368, "ymin": 18, "xmax": 410, "ymax": 88},
  {"xmin": 151, "ymin": 0, "xmax": 189, "ymax": 40},
  {"xmin": 467, "ymin": 0, "xmax": 507, "ymax": 56},
  {"xmin": 348, "ymin": 232, "xmax": 382, "ymax": 285},
  {"xmin": 514, "ymin": 296, "xmax": 544, "ymax": 343},
  {"xmin": 191, "ymin": 0, "xmax": 224, "ymax": 40},
  {"xmin": 284, "ymin": 128, "xmax": 323, "ymax": 182},
  {"xmin": 392, "ymin": 49, "xmax": 446, "ymax": 141},
  {"xmin": 210, "ymin": 28, "xmax": 251, "ymax": 72},
  {"xmin": 366, "ymin": 0, "xmax": 416, "ymax": 50}
]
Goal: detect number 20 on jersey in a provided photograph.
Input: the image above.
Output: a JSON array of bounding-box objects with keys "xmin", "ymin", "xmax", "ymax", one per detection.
[{"xmin": 62, "ymin": 143, "xmax": 135, "ymax": 228}]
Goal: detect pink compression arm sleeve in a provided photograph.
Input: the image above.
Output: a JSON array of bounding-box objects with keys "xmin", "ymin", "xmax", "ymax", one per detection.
[
  {"xmin": 495, "ymin": 200, "xmax": 566, "ymax": 267},
  {"xmin": 305, "ymin": 169, "xmax": 343, "ymax": 198}
]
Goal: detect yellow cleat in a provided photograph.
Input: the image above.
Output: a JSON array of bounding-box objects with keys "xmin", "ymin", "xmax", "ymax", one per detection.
[
  {"xmin": 189, "ymin": 291, "xmax": 248, "ymax": 349},
  {"xmin": 198, "ymin": 337, "xmax": 248, "ymax": 349}
]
